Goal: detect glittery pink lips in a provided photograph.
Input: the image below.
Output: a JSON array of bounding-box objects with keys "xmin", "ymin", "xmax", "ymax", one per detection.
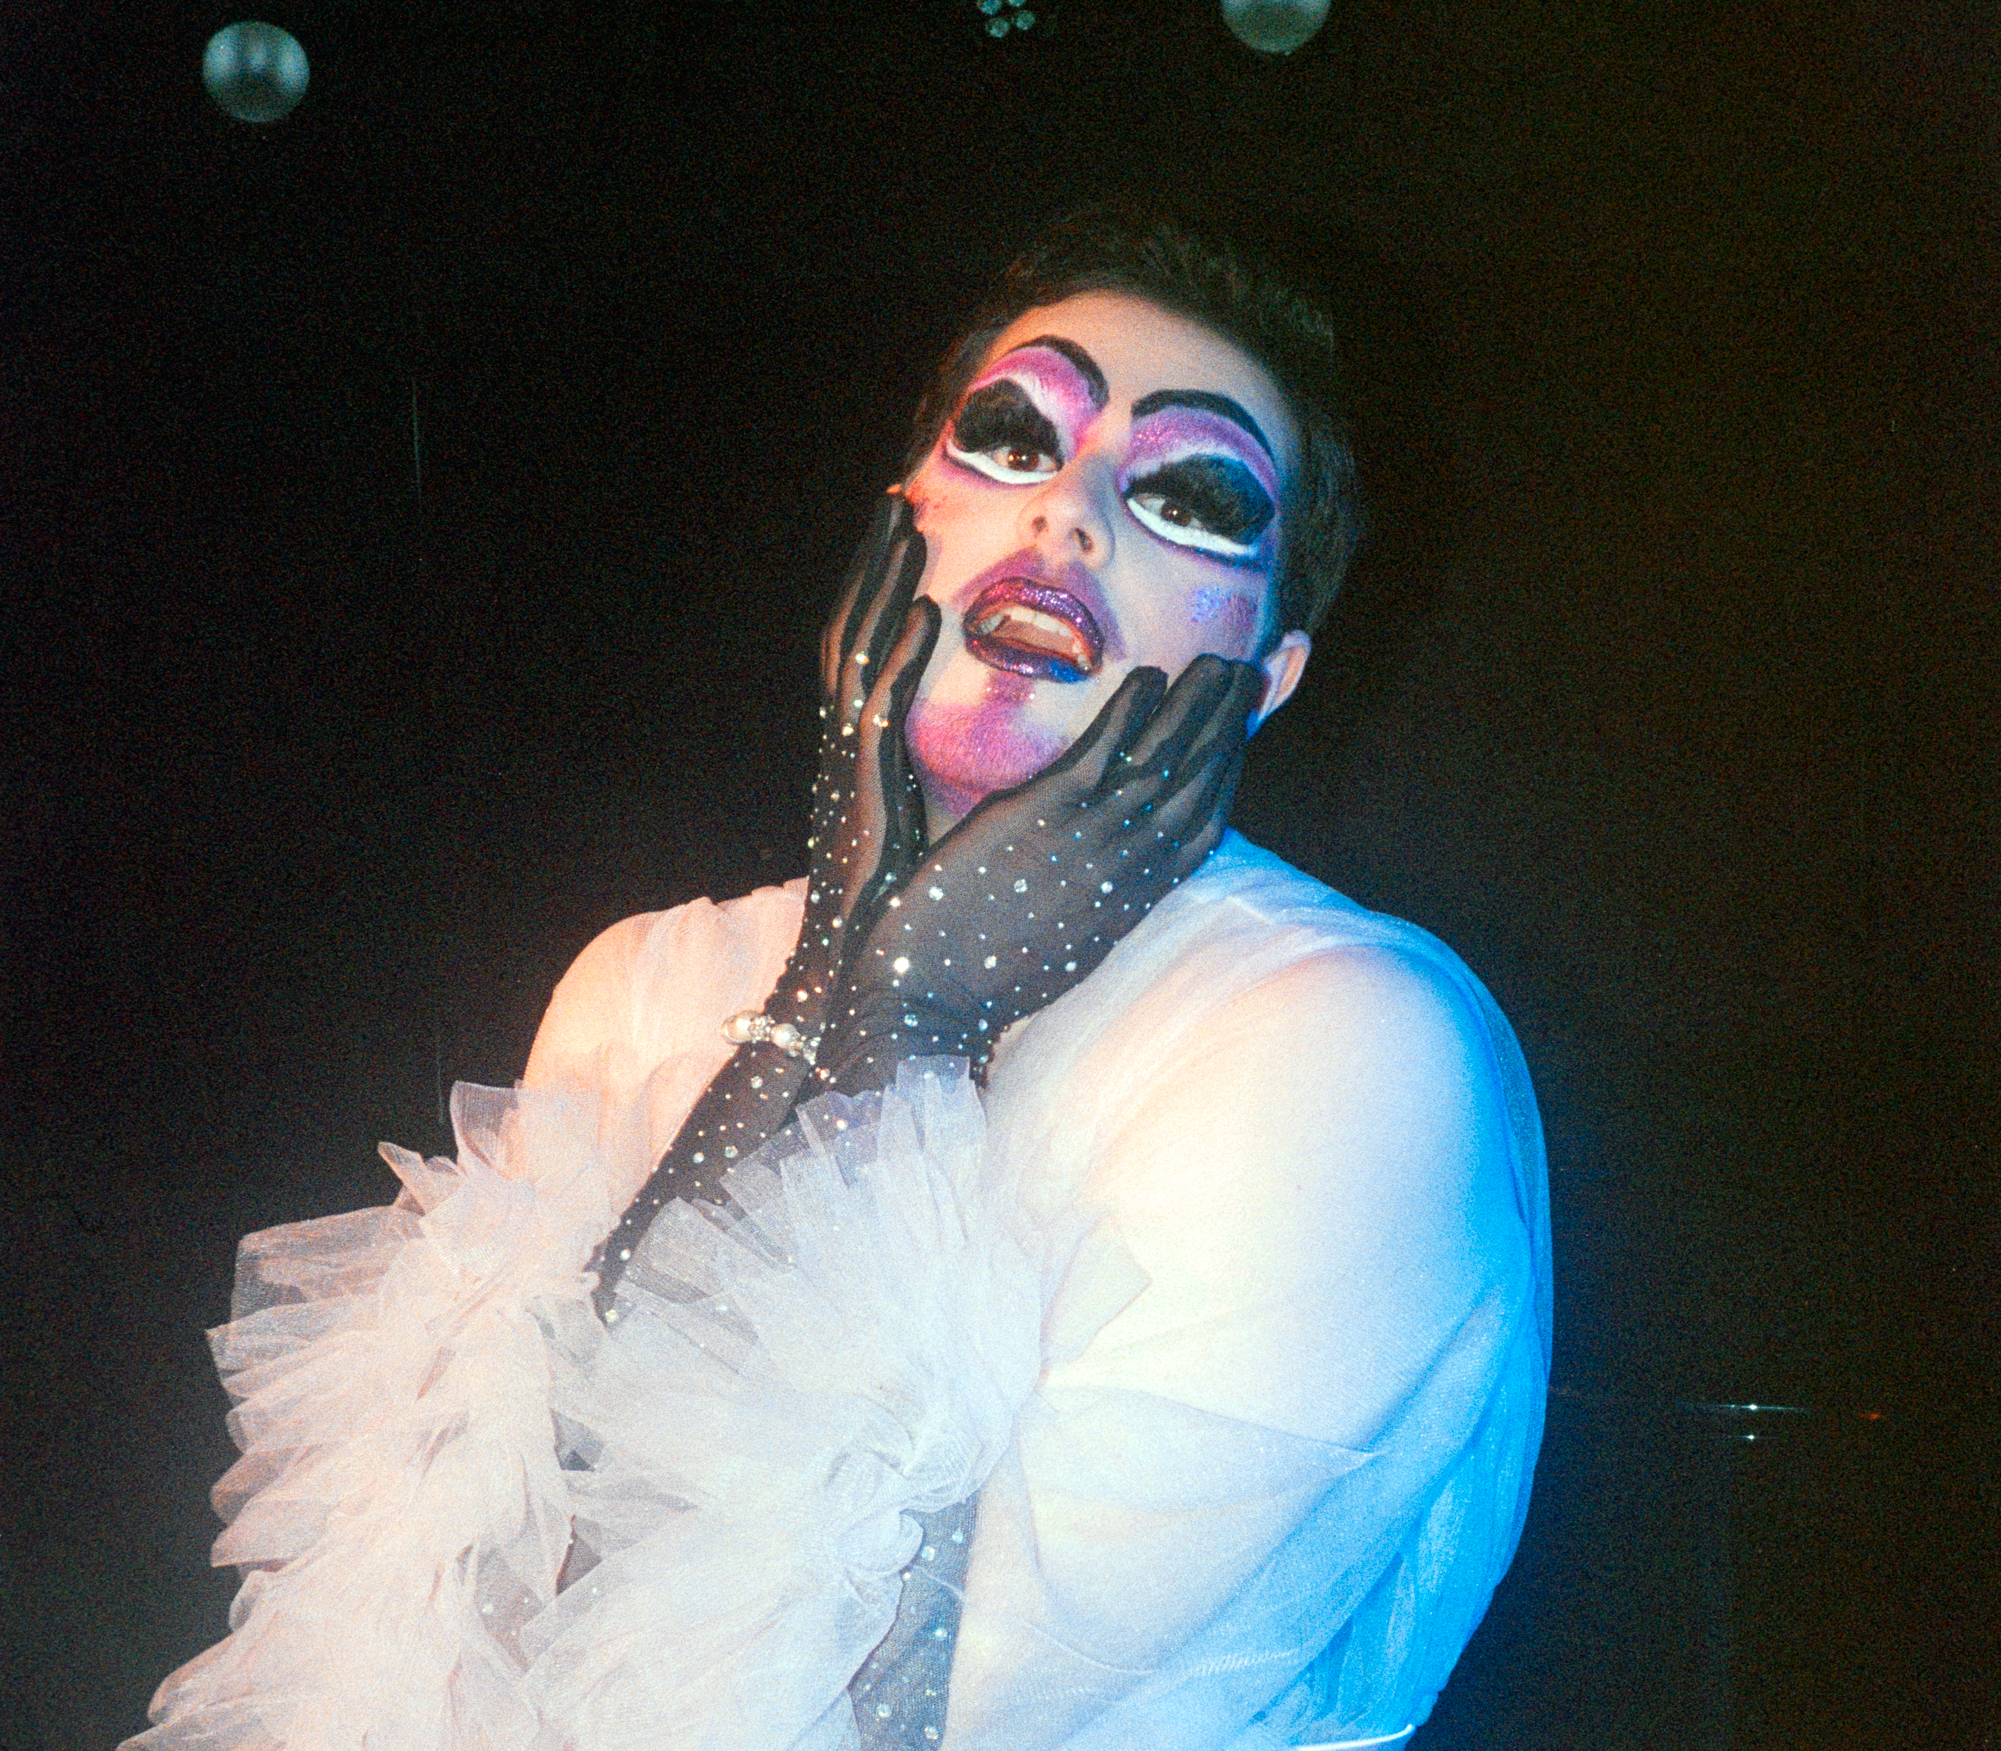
[{"xmin": 962, "ymin": 578, "xmax": 1106, "ymax": 684}]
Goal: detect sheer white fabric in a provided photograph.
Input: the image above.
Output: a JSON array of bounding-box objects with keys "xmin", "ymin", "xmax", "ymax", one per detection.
[{"xmin": 130, "ymin": 832, "xmax": 1549, "ymax": 1751}]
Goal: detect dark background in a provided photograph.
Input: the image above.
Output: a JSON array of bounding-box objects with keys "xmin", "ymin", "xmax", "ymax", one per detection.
[{"xmin": 3, "ymin": 1, "xmax": 1995, "ymax": 1745}]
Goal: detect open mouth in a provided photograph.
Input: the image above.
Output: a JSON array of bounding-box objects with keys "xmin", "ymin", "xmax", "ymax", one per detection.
[{"xmin": 962, "ymin": 578, "xmax": 1105, "ymax": 684}]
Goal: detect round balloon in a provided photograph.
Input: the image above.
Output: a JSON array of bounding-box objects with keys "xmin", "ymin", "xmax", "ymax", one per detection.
[
  {"xmin": 203, "ymin": 22, "xmax": 309, "ymax": 124},
  {"xmin": 1220, "ymin": 0, "xmax": 1331, "ymax": 54}
]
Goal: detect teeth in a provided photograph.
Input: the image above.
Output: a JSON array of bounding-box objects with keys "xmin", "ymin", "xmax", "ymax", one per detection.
[{"xmin": 973, "ymin": 605, "xmax": 1090, "ymax": 661}]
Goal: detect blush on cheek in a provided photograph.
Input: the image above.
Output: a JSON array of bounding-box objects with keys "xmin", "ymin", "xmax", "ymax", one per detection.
[
  {"xmin": 906, "ymin": 692, "xmax": 1067, "ymax": 819},
  {"xmin": 904, "ymin": 472, "xmax": 973, "ymax": 551},
  {"xmin": 1187, "ymin": 587, "xmax": 1262, "ymax": 655}
]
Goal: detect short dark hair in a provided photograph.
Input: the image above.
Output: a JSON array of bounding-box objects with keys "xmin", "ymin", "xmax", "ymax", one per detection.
[{"xmin": 903, "ymin": 202, "xmax": 1364, "ymax": 639}]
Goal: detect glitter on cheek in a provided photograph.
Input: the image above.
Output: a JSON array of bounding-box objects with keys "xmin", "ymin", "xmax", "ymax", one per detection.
[
  {"xmin": 1187, "ymin": 587, "xmax": 1262, "ymax": 654},
  {"xmin": 905, "ymin": 695, "xmax": 1067, "ymax": 819},
  {"xmin": 1187, "ymin": 585, "xmax": 1232, "ymax": 625}
]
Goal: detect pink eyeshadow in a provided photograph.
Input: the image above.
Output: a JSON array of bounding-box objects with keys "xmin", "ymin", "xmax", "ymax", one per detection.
[
  {"xmin": 963, "ymin": 346, "xmax": 1102, "ymax": 448},
  {"xmin": 1123, "ymin": 407, "xmax": 1281, "ymax": 505}
]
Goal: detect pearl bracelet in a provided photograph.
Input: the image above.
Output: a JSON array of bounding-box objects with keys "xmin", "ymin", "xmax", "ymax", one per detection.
[{"xmin": 721, "ymin": 1009, "xmax": 818, "ymax": 1064}]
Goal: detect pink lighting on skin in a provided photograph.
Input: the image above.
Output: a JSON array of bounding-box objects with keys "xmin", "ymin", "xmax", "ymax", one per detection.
[
  {"xmin": 906, "ymin": 680, "xmax": 1067, "ymax": 822},
  {"xmin": 962, "ymin": 343, "xmax": 1104, "ymax": 449}
]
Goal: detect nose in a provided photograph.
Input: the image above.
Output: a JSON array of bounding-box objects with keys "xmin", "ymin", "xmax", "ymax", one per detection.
[{"xmin": 1018, "ymin": 457, "xmax": 1115, "ymax": 566}]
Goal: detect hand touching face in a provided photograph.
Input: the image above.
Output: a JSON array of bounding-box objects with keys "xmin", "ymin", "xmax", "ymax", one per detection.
[{"xmin": 901, "ymin": 292, "xmax": 1313, "ymax": 832}]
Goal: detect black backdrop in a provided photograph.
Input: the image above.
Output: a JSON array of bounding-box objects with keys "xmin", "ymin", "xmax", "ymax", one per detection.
[{"xmin": 3, "ymin": 2, "xmax": 1995, "ymax": 1745}]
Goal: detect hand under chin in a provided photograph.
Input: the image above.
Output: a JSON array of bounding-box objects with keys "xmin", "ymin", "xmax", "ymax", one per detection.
[{"xmin": 905, "ymin": 694, "xmax": 1072, "ymax": 825}]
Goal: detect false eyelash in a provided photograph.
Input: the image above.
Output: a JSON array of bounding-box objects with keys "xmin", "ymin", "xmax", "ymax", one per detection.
[
  {"xmin": 949, "ymin": 381, "xmax": 1063, "ymax": 466},
  {"xmin": 1126, "ymin": 456, "xmax": 1275, "ymax": 544}
]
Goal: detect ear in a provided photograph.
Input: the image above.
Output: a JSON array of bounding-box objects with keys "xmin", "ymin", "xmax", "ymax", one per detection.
[{"xmin": 1252, "ymin": 630, "xmax": 1312, "ymax": 731}]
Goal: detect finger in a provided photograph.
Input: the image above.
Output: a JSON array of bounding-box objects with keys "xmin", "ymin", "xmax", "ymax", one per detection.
[
  {"xmin": 821, "ymin": 497, "xmax": 894, "ymax": 698},
  {"xmin": 1147, "ymin": 735, "xmax": 1244, "ymax": 857},
  {"xmin": 1173, "ymin": 804, "xmax": 1231, "ymax": 882},
  {"xmin": 1036, "ymin": 665, "xmax": 1168, "ymax": 794},
  {"xmin": 833, "ymin": 598, "xmax": 940, "ymax": 927},
  {"xmin": 1118, "ymin": 664, "xmax": 1253, "ymax": 857},
  {"xmin": 1122, "ymin": 659, "xmax": 1259, "ymax": 822},
  {"xmin": 1159, "ymin": 659, "xmax": 1263, "ymax": 787},
  {"xmin": 1118, "ymin": 655, "xmax": 1235, "ymax": 786},
  {"xmin": 837, "ymin": 518, "xmax": 924, "ymax": 727},
  {"xmin": 821, "ymin": 493, "xmax": 909, "ymax": 700},
  {"xmin": 867, "ymin": 597, "xmax": 941, "ymax": 856},
  {"xmin": 860, "ymin": 520, "xmax": 928, "ymax": 679},
  {"xmin": 865, "ymin": 593, "xmax": 941, "ymax": 731},
  {"xmin": 1124, "ymin": 761, "xmax": 1237, "ymax": 909}
]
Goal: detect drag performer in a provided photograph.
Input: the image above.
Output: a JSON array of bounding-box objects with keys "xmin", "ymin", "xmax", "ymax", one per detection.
[{"xmin": 131, "ymin": 209, "xmax": 1550, "ymax": 1751}]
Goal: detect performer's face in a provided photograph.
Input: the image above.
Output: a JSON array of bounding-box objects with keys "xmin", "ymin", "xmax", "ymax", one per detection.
[{"xmin": 902, "ymin": 291, "xmax": 1312, "ymax": 830}]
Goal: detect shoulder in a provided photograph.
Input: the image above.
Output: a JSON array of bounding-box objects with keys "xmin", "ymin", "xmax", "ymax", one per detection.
[
  {"xmin": 1162, "ymin": 831, "xmax": 1504, "ymax": 1101},
  {"xmin": 1087, "ymin": 840, "xmax": 1517, "ymax": 1244},
  {"xmin": 523, "ymin": 879, "xmax": 805, "ymax": 1089},
  {"xmin": 1115, "ymin": 942, "xmax": 1502, "ymax": 1207},
  {"xmin": 1045, "ymin": 836, "xmax": 1547, "ymax": 1438},
  {"xmin": 1060, "ymin": 889, "xmax": 1528, "ymax": 1443},
  {"xmin": 1226, "ymin": 942, "xmax": 1491, "ymax": 1112}
]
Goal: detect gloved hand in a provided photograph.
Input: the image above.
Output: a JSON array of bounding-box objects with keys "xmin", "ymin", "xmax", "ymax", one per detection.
[
  {"xmin": 594, "ymin": 494, "xmax": 938, "ymax": 1314},
  {"xmin": 772, "ymin": 491, "xmax": 939, "ymax": 1041},
  {"xmin": 813, "ymin": 653, "xmax": 1266, "ymax": 1094}
]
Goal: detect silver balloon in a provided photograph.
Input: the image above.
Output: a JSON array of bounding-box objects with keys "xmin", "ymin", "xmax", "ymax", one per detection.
[
  {"xmin": 1221, "ymin": 0, "xmax": 1331, "ymax": 55},
  {"xmin": 203, "ymin": 22, "xmax": 309, "ymax": 124}
]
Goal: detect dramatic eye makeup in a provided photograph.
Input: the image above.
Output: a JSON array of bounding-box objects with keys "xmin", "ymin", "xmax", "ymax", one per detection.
[
  {"xmin": 942, "ymin": 341, "xmax": 1282, "ymax": 564},
  {"xmin": 1120, "ymin": 394, "xmax": 1280, "ymax": 564},
  {"xmin": 944, "ymin": 338, "xmax": 1108, "ymax": 485},
  {"xmin": 947, "ymin": 380, "xmax": 1066, "ymax": 484},
  {"xmin": 1125, "ymin": 454, "xmax": 1276, "ymax": 557}
]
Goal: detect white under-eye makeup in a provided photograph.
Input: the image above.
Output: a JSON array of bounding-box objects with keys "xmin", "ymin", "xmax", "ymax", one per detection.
[
  {"xmin": 902, "ymin": 291, "xmax": 1310, "ymax": 834},
  {"xmin": 943, "ymin": 337, "xmax": 1108, "ymax": 486},
  {"xmin": 1118, "ymin": 394, "xmax": 1281, "ymax": 567}
]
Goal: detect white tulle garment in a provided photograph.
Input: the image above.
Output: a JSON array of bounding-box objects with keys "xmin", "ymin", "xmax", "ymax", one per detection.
[
  {"xmin": 132, "ymin": 833, "xmax": 1551, "ymax": 1751},
  {"xmin": 135, "ymin": 1063, "xmax": 1054, "ymax": 1751}
]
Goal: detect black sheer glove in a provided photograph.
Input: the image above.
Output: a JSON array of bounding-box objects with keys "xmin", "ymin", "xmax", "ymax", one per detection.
[
  {"xmin": 813, "ymin": 654, "xmax": 1266, "ymax": 1096},
  {"xmin": 768, "ymin": 492, "xmax": 938, "ymax": 1045},
  {"xmin": 593, "ymin": 495, "xmax": 938, "ymax": 1316}
]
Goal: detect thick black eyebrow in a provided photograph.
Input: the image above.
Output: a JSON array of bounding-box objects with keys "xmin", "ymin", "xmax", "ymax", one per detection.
[
  {"xmin": 998, "ymin": 335, "xmax": 1110, "ymax": 410},
  {"xmin": 1129, "ymin": 389, "xmax": 1275, "ymax": 464}
]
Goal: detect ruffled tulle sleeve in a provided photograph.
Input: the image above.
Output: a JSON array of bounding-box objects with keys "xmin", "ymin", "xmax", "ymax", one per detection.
[
  {"xmin": 127, "ymin": 1082, "xmax": 621, "ymax": 1751},
  {"xmin": 128, "ymin": 883, "xmax": 1066, "ymax": 1751},
  {"xmin": 129, "ymin": 1059, "xmax": 1061, "ymax": 1751},
  {"xmin": 521, "ymin": 1062, "xmax": 1049, "ymax": 1751}
]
